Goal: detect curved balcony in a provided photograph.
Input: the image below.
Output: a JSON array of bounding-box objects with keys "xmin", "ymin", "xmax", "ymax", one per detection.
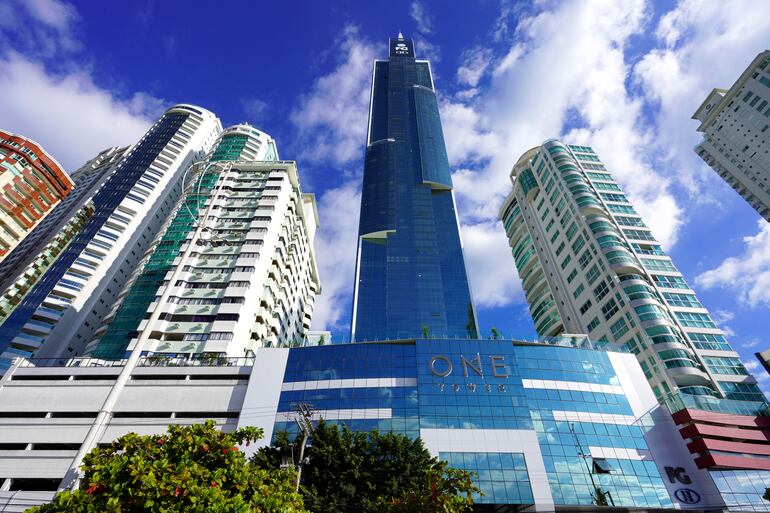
[
  {"xmin": 666, "ymin": 365, "xmax": 713, "ymax": 387},
  {"xmin": 603, "ymin": 249, "xmax": 645, "ymax": 275},
  {"xmin": 574, "ymin": 194, "xmax": 605, "ymax": 215},
  {"xmin": 518, "ymin": 168, "xmax": 540, "ymax": 202}
]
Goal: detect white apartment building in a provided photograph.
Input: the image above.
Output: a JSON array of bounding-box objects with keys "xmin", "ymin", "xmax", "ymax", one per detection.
[
  {"xmin": 0, "ymin": 105, "xmax": 222, "ymax": 363},
  {"xmin": 499, "ymin": 140, "xmax": 764, "ymax": 412},
  {"xmin": 83, "ymin": 125, "xmax": 320, "ymax": 360},
  {"xmin": 693, "ymin": 50, "xmax": 770, "ymax": 221}
]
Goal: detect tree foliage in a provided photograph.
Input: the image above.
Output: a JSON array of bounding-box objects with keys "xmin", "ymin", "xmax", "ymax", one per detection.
[
  {"xmin": 253, "ymin": 420, "xmax": 477, "ymax": 513},
  {"xmin": 27, "ymin": 421, "xmax": 306, "ymax": 513}
]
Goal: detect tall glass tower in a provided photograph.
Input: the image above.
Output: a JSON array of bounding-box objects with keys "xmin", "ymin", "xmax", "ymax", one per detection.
[{"xmin": 351, "ymin": 34, "xmax": 478, "ymax": 341}]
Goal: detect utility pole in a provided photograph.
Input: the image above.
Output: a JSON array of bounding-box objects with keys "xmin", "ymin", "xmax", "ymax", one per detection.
[
  {"xmin": 293, "ymin": 402, "xmax": 315, "ymax": 492},
  {"xmin": 569, "ymin": 422, "xmax": 614, "ymax": 507}
]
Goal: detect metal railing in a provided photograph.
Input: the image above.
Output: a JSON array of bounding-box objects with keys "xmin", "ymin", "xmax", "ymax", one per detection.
[
  {"xmin": 16, "ymin": 357, "xmax": 127, "ymax": 368},
  {"xmin": 15, "ymin": 354, "xmax": 255, "ymax": 369},
  {"xmin": 135, "ymin": 355, "xmax": 255, "ymax": 368}
]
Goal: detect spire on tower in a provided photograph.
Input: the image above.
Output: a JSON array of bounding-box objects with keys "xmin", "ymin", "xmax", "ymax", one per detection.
[{"xmin": 398, "ymin": 31, "xmax": 404, "ymax": 39}]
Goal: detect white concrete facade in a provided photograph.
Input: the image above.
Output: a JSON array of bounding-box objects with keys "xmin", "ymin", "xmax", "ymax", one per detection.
[
  {"xmin": 499, "ymin": 140, "xmax": 761, "ymax": 407},
  {"xmin": 693, "ymin": 50, "xmax": 770, "ymax": 221},
  {"xmin": 85, "ymin": 125, "xmax": 320, "ymax": 358},
  {"xmin": 15, "ymin": 105, "xmax": 222, "ymax": 359}
]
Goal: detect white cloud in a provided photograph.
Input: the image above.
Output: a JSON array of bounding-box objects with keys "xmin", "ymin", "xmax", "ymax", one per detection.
[
  {"xmin": 743, "ymin": 338, "xmax": 761, "ymax": 349},
  {"xmin": 696, "ymin": 220, "xmax": 770, "ymax": 307},
  {"xmin": 241, "ymin": 97, "xmax": 269, "ymax": 122},
  {"xmin": 438, "ymin": 0, "xmax": 690, "ymax": 306},
  {"xmin": 457, "ymin": 47, "xmax": 493, "ymax": 88},
  {"xmin": 634, "ymin": 0, "xmax": 770, "ymax": 197},
  {"xmin": 0, "ymin": 52, "xmax": 161, "ymax": 171},
  {"xmin": 309, "ymin": 181, "xmax": 361, "ymax": 334},
  {"xmin": 743, "ymin": 359, "xmax": 760, "ymax": 372},
  {"xmin": 461, "ymin": 221, "xmax": 523, "ymax": 308},
  {"xmin": 710, "ymin": 309, "xmax": 735, "ymax": 337},
  {"xmin": 409, "ymin": 1, "xmax": 434, "ymax": 35},
  {"xmin": 290, "ymin": 26, "xmax": 376, "ymax": 165},
  {"xmin": 0, "ymin": 0, "xmax": 79, "ymax": 56}
]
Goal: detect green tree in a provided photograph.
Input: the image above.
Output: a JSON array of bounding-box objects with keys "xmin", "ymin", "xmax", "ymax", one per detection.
[
  {"xmin": 490, "ymin": 327, "xmax": 501, "ymax": 340},
  {"xmin": 764, "ymin": 487, "xmax": 769, "ymax": 502},
  {"xmin": 253, "ymin": 420, "xmax": 477, "ymax": 513},
  {"xmin": 28, "ymin": 421, "xmax": 306, "ymax": 513},
  {"xmin": 421, "ymin": 325, "xmax": 431, "ymax": 338}
]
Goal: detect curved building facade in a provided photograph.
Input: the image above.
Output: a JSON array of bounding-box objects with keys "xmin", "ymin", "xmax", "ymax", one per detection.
[
  {"xmin": 0, "ymin": 105, "xmax": 222, "ymax": 371},
  {"xmin": 87, "ymin": 124, "xmax": 320, "ymax": 359},
  {"xmin": 0, "ymin": 130, "xmax": 74, "ymax": 263}
]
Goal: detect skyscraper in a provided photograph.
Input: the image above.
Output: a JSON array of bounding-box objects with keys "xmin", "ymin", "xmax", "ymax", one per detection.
[
  {"xmin": 351, "ymin": 34, "xmax": 478, "ymax": 341},
  {"xmin": 693, "ymin": 50, "xmax": 770, "ymax": 221},
  {"xmin": 0, "ymin": 105, "xmax": 222, "ymax": 371},
  {"xmin": 86, "ymin": 124, "xmax": 320, "ymax": 359},
  {"xmin": 0, "ymin": 146, "xmax": 128, "ymax": 326},
  {"xmin": 0, "ymin": 130, "xmax": 74, "ymax": 263},
  {"xmin": 500, "ymin": 140, "xmax": 766, "ymax": 412}
]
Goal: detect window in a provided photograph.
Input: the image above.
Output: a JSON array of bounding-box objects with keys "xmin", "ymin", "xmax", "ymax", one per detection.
[
  {"xmin": 571, "ymin": 235, "xmax": 585, "ymax": 254},
  {"xmin": 565, "ymin": 222, "xmax": 578, "ymax": 240},
  {"xmin": 561, "ymin": 255, "xmax": 572, "ymax": 270},
  {"xmin": 607, "ymin": 204, "xmax": 636, "ymax": 215},
  {"xmin": 615, "ymin": 216, "xmax": 645, "ymax": 227},
  {"xmin": 623, "ymin": 229, "xmax": 656, "ymax": 241},
  {"xmin": 662, "ymin": 292, "xmax": 702, "ymax": 308},
  {"xmin": 579, "ymin": 299, "xmax": 593, "ymax": 315},
  {"xmin": 686, "ymin": 332, "xmax": 730, "ymax": 351},
  {"xmin": 610, "ymin": 318, "xmax": 630, "ymax": 341},
  {"xmin": 601, "ymin": 298, "xmax": 619, "ymax": 320},
  {"xmin": 675, "ymin": 311, "xmax": 716, "ymax": 329},
  {"xmin": 550, "ymin": 230, "xmax": 560, "ymax": 243},
  {"xmin": 593, "ymin": 281, "xmax": 609, "ymax": 301},
  {"xmin": 555, "ymin": 241, "xmax": 566, "ymax": 256},
  {"xmin": 573, "ymin": 283, "xmax": 585, "ymax": 299},
  {"xmin": 593, "ymin": 182, "xmax": 622, "ymax": 191},
  {"xmin": 586, "ymin": 264, "xmax": 600, "ymax": 285},
  {"xmin": 635, "ymin": 304, "xmax": 665, "ymax": 322},
  {"xmin": 599, "ymin": 193, "xmax": 628, "ymax": 203},
  {"xmin": 587, "ymin": 317, "xmax": 600, "ymax": 331},
  {"xmin": 566, "ymin": 269, "xmax": 578, "ymax": 284},
  {"xmin": 703, "ymin": 356, "xmax": 747, "ymax": 376},
  {"xmin": 641, "ymin": 258, "xmax": 677, "ymax": 272},
  {"xmin": 719, "ymin": 381, "xmax": 765, "ymax": 401},
  {"xmin": 578, "ymin": 250, "xmax": 592, "ymax": 267},
  {"xmin": 652, "ymin": 274, "xmax": 688, "ymax": 289}
]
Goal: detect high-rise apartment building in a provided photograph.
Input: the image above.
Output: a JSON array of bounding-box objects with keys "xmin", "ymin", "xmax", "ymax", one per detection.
[
  {"xmin": 86, "ymin": 124, "xmax": 320, "ymax": 359},
  {"xmin": 500, "ymin": 140, "xmax": 766, "ymax": 414},
  {"xmin": 0, "ymin": 147, "xmax": 128, "ymax": 327},
  {"xmin": 352, "ymin": 34, "xmax": 478, "ymax": 341},
  {"xmin": 693, "ymin": 50, "xmax": 770, "ymax": 221},
  {"xmin": 500, "ymin": 141, "xmax": 770, "ymax": 472},
  {"xmin": 0, "ymin": 130, "xmax": 75, "ymax": 262},
  {"xmin": 0, "ymin": 105, "xmax": 221, "ymax": 371}
]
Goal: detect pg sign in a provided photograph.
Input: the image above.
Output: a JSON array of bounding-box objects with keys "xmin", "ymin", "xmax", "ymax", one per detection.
[{"xmin": 665, "ymin": 466, "xmax": 701, "ymax": 505}]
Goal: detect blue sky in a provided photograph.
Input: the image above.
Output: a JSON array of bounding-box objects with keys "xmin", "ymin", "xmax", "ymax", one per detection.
[{"xmin": 0, "ymin": 0, "xmax": 769, "ymax": 392}]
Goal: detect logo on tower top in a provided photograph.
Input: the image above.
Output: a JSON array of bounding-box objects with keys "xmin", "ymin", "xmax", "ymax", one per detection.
[{"xmin": 394, "ymin": 42, "xmax": 409, "ymax": 55}]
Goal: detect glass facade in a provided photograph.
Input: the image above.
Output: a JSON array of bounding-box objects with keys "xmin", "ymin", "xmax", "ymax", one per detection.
[
  {"xmin": 90, "ymin": 133, "xmax": 247, "ymax": 358},
  {"xmin": 0, "ymin": 112, "xmax": 189, "ymax": 371},
  {"xmin": 352, "ymin": 35, "xmax": 477, "ymax": 341},
  {"xmin": 264, "ymin": 339, "xmax": 675, "ymax": 508},
  {"xmin": 711, "ymin": 470, "xmax": 770, "ymax": 512}
]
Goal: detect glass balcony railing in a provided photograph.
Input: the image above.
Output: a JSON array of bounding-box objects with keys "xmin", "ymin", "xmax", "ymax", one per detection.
[{"xmin": 665, "ymin": 391, "xmax": 770, "ymax": 417}]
